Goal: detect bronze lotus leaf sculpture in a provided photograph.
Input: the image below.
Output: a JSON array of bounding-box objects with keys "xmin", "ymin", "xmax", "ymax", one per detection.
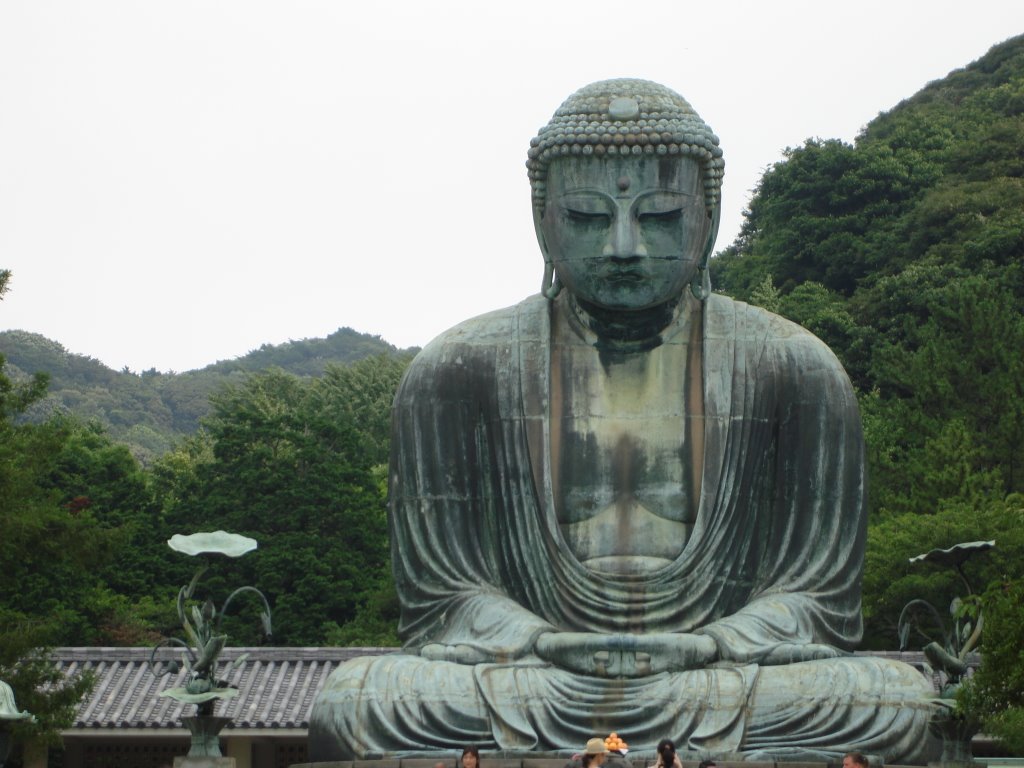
[
  {"xmin": 898, "ymin": 540, "xmax": 995, "ymax": 763},
  {"xmin": 167, "ymin": 531, "xmax": 258, "ymax": 559},
  {"xmin": 899, "ymin": 540, "xmax": 994, "ymax": 686},
  {"xmin": 150, "ymin": 531, "xmax": 271, "ymax": 717}
]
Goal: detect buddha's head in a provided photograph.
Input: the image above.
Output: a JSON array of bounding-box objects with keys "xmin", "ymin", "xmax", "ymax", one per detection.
[{"xmin": 528, "ymin": 80, "xmax": 723, "ymax": 310}]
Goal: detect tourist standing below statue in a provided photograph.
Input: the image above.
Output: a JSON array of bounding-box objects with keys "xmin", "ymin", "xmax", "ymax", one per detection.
[{"xmin": 310, "ymin": 79, "xmax": 935, "ymax": 762}]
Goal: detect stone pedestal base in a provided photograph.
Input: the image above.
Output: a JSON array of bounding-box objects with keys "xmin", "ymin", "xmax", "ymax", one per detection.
[
  {"xmin": 182, "ymin": 715, "xmax": 232, "ymax": 758},
  {"xmin": 174, "ymin": 758, "xmax": 236, "ymax": 768},
  {"xmin": 927, "ymin": 709, "xmax": 979, "ymax": 768}
]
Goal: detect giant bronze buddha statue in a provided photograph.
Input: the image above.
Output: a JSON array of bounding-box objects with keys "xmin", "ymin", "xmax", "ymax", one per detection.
[{"xmin": 309, "ymin": 80, "xmax": 935, "ymax": 762}]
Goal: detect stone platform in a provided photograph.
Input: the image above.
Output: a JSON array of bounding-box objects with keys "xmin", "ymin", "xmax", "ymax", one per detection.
[{"xmin": 289, "ymin": 760, "xmax": 919, "ymax": 768}]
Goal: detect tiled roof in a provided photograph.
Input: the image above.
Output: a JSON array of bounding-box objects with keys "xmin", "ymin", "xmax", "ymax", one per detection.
[
  {"xmin": 53, "ymin": 646, "xmax": 396, "ymax": 732},
  {"xmin": 51, "ymin": 647, "xmax": 966, "ymax": 734}
]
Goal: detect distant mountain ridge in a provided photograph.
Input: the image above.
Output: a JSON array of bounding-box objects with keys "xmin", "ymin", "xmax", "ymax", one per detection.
[{"xmin": 0, "ymin": 326, "xmax": 416, "ymax": 461}]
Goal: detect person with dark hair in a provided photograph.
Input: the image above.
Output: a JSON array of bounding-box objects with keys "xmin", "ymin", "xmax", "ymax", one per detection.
[
  {"xmin": 842, "ymin": 753, "xmax": 869, "ymax": 768},
  {"xmin": 697, "ymin": 760, "xmax": 717, "ymax": 768},
  {"xmin": 652, "ymin": 739, "xmax": 682, "ymax": 768},
  {"xmin": 461, "ymin": 745, "xmax": 481, "ymax": 768}
]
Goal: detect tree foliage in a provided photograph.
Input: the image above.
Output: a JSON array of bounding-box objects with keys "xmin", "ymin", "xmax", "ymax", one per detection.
[
  {"xmin": 0, "ymin": 327, "xmax": 415, "ymax": 462},
  {"xmin": 0, "ymin": 338, "xmax": 100, "ymax": 743},
  {"xmin": 861, "ymin": 495, "xmax": 1024, "ymax": 650},
  {"xmin": 156, "ymin": 359, "xmax": 407, "ymax": 646},
  {"xmin": 957, "ymin": 577, "xmax": 1024, "ymax": 752},
  {"xmin": 714, "ymin": 34, "xmax": 1024, "ymax": 656}
]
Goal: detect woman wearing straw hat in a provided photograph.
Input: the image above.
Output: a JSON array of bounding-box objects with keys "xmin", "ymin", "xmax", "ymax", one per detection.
[
  {"xmin": 580, "ymin": 738, "xmax": 608, "ymax": 768},
  {"xmin": 562, "ymin": 737, "xmax": 608, "ymax": 768}
]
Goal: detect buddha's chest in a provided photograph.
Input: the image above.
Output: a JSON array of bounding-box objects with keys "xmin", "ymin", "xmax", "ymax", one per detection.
[
  {"xmin": 556, "ymin": 412, "xmax": 694, "ymax": 520},
  {"xmin": 549, "ymin": 338, "xmax": 704, "ymax": 573}
]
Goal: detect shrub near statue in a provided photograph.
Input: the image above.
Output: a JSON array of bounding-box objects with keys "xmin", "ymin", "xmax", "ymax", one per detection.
[{"xmin": 310, "ymin": 80, "xmax": 935, "ymax": 762}]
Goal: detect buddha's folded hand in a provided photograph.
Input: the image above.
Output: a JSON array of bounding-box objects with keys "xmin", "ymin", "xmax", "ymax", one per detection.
[
  {"xmin": 534, "ymin": 632, "xmax": 718, "ymax": 677},
  {"xmin": 419, "ymin": 644, "xmax": 492, "ymax": 664},
  {"xmin": 756, "ymin": 642, "xmax": 845, "ymax": 666}
]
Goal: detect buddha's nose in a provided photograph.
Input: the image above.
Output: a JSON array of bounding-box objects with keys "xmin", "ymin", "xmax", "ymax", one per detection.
[{"xmin": 603, "ymin": 212, "xmax": 647, "ymax": 260}]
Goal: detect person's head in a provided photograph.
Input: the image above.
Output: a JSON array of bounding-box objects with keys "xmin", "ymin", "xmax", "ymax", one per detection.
[
  {"xmin": 698, "ymin": 761, "xmax": 717, "ymax": 768},
  {"xmin": 842, "ymin": 753, "xmax": 869, "ymax": 768},
  {"xmin": 461, "ymin": 746, "xmax": 480, "ymax": 768},
  {"xmin": 657, "ymin": 739, "xmax": 676, "ymax": 766},
  {"xmin": 582, "ymin": 737, "xmax": 608, "ymax": 768},
  {"xmin": 528, "ymin": 79, "xmax": 723, "ymax": 303}
]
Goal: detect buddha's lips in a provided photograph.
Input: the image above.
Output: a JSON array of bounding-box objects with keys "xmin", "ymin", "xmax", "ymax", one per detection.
[{"xmin": 604, "ymin": 270, "xmax": 646, "ymax": 282}]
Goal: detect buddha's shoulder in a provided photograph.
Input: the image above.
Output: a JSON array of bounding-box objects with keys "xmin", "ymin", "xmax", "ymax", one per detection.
[
  {"xmin": 707, "ymin": 292, "xmax": 845, "ymax": 371},
  {"xmin": 416, "ymin": 296, "xmax": 545, "ymax": 359},
  {"xmin": 399, "ymin": 295, "xmax": 546, "ymax": 381},
  {"xmin": 708, "ymin": 293, "xmax": 832, "ymax": 345}
]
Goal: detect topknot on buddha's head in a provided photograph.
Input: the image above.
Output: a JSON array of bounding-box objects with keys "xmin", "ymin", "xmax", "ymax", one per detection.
[{"xmin": 527, "ymin": 79, "xmax": 724, "ymax": 214}]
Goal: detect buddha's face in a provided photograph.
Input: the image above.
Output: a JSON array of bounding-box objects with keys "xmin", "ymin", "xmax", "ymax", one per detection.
[{"xmin": 538, "ymin": 155, "xmax": 712, "ymax": 311}]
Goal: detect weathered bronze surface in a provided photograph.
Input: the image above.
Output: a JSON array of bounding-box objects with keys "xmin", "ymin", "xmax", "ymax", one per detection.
[{"xmin": 310, "ymin": 80, "xmax": 935, "ymax": 763}]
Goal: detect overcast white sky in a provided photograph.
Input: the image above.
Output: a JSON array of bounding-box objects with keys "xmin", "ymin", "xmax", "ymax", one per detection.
[{"xmin": 1, "ymin": 1, "xmax": 1021, "ymax": 373}]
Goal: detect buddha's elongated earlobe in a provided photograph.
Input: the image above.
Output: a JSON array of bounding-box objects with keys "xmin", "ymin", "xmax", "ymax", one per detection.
[
  {"xmin": 536, "ymin": 205, "xmax": 561, "ymax": 300},
  {"xmin": 691, "ymin": 207, "xmax": 720, "ymax": 301},
  {"xmin": 690, "ymin": 265, "xmax": 710, "ymax": 301},
  {"xmin": 542, "ymin": 260, "xmax": 562, "ymax": 300}
]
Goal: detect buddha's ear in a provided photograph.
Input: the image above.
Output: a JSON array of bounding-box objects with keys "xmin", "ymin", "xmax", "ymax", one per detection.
[
  {"xmin": 700, "ymin": 205, "xmax": 721, "ymax": 270},
  {"xmin": 533, "ymin": 204, "xmax": 550, "ymax": 259},
  {"xmin": 534, "ymin": 204, "xmax": 561, "ymax": 299}
]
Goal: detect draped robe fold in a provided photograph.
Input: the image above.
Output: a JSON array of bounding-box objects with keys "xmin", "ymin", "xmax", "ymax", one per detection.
[{"xmin": 309, "ymin": 293, "xmax": 934, "ymax": 762}]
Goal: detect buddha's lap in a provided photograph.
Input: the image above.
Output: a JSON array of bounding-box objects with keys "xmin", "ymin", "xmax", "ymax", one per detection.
[{"xmin": 311, "ymin": 651, "xmax": 933, "ymax": 753}]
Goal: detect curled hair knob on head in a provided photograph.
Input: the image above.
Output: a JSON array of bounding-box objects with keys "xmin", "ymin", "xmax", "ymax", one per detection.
[{"xmin": 527, "ymin": 78, "xmax": 725, "ymax": 216}]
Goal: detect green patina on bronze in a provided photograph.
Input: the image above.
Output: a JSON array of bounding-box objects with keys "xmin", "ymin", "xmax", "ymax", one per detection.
[
  {"xmin": 310, "ymin": 79, "xmax": 937, "ymax": 763},
  {"xmin": 527, "ymin": 79, "xmax": 724, "ymax": 213}
]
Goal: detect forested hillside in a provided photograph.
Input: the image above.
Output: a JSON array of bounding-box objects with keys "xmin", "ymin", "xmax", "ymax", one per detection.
[
  {"xmin": 0, "ymin": 308, "xmax": 412, "ymax": 742},
  {"xmin": 0, "ymin": 313, "xmax": 412, "ymax": 651},
  {"xmin": 712, "ymin": 33, "xmax": 1024, "ymax": 745},
  {"xmin": 0, "ymin": 327, "xmax": 415, "ymax": 461},
  {"xmin": 2, "ymin": 34, "xmax": 1023, "ymax": 750}
]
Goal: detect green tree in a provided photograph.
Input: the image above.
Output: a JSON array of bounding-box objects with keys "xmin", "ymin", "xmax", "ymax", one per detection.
[
  {"xmin": 861, "ymin": 495, "xmax": 1024, "ymax": 649},
  {"xmin": 864, "ymin": 272, "xmax": 1024, "ymax": 514},
  {"xmin": 746, "ymin": 273, "xmax": 781, "ymax": 313},
  {"xmin": 0, "ymin": 397, "xmax": 161, "ymax": 646},
  {"xmin": 314, "ymin": 354, "xmax": 412, "ymax": 466},
  {"xmin": 958, "ymin": 577, "xmax": 1024, "ymax": 753},
  {"xmin": 710, "ymin": 36, "xmax": 1024, "ymax": 661},
  {"xmin": 0, "ymin": 270, "xmax": 97, "ymax": 750},
  {"xmin": 162, "ymin": 369, "xmax": 397, "ymax": 645},
  {"xmin": 716, "ymin": 138, "xmax": 938, "ymax": 297},
  {"xmin": 0, "ymin": 646, "xmax": 94, "ymax": 756}
]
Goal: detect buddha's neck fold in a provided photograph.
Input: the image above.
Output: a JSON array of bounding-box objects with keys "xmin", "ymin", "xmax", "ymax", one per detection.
[{"xmin": 568, "ymin": 294, "xmax": 684, "ymax": 352}]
